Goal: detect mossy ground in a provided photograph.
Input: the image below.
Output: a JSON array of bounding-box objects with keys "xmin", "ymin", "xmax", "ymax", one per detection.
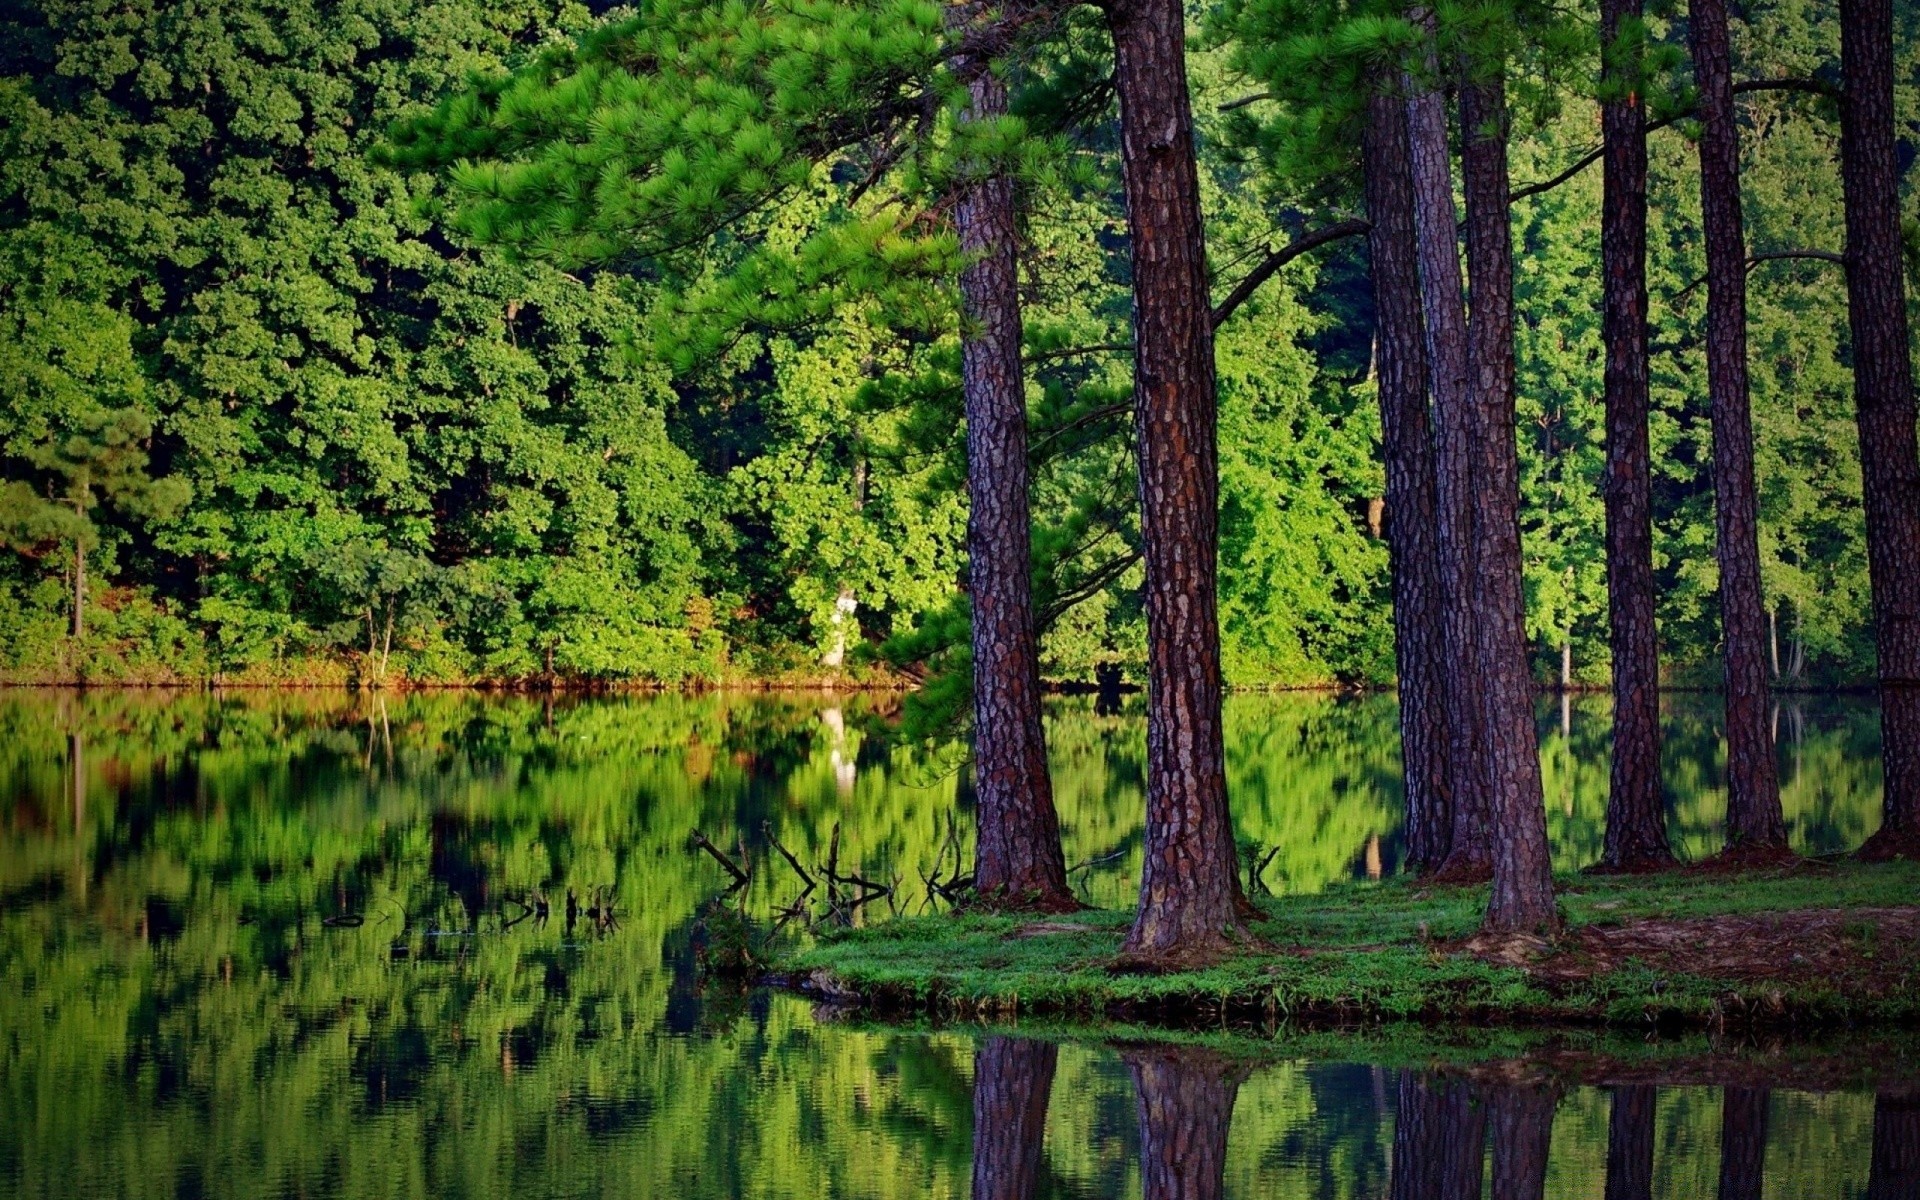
[{"xmin": 779, "ymin": 859, "xmax": 1920, "ymax": 1030}]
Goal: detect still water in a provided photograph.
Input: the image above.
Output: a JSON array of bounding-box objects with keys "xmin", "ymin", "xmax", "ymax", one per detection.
[{"xmin": 0, "ymin": 688, "xmax": 1908, "ymax": 1198}]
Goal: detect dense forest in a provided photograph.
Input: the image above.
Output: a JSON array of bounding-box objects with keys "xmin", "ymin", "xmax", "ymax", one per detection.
[{"xmin": 1, "ymin": 0, "xmax": 1911, "ymax": 691}]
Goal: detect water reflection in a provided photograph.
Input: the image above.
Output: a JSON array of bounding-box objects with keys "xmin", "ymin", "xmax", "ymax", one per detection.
[
  {"xmin": 0, "ymin": 688, "xmax": 1909, "ymax": 1199},
  {"xmin": 964, "ymin": 1043, "xmax": 1918, "ymax": 1200}
]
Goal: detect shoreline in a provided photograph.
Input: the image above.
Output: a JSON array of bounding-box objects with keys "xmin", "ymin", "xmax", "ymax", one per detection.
[
  {"xmin": 775, "ymin": 861, "xmax": 1920, "ymax": 1035},
  {"xmin": 0, "ymin": 678, "xmax": 1892, "ymax": 697}
]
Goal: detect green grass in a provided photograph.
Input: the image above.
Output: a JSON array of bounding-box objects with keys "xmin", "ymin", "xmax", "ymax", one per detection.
[{"xmin": 779, "ymin": 860, "xmax": 1920, "ymax": 1030}]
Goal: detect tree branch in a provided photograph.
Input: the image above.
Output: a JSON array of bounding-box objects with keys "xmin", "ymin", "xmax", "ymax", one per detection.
[
  {"xmin": 1037, "ymin": 549, "xmax": 1142, "ymax": 628},
  {"xmin": 1025, "ymin": 341, "xmax": 1133, "ymax": 364},
  {"xmin": 1732, "ymin": 77, "xmax": 1842, "ymax": 101},
  {"xmin": 1029, "ymin": 402, "xmax": 1131, "ymax": 457},
  {"xmin": 1509, "ymin": 79, "xmax": 1836, "ymax": 207},
  {"xmin": 1209, "ymin": 218, "xmax": 1370, "ymax": 328},
  {"xmin": 1669, "ymin": 249, "xmax": 1846, "ymax": 304},
  {"xmin": 1218, "ymin": 90, "xmax": 1273, "ymax": 112}
]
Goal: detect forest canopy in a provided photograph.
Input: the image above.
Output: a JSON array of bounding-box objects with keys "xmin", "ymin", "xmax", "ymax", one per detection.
[{"xmin": 0, "ymin": 0, "xmax": 1913, "ymax": 689}]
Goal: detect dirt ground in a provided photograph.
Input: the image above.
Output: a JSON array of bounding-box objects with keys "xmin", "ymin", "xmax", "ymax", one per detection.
[{"xmin": 1478, "ymin": 906, "xmax": 1920, "ymax": 996}]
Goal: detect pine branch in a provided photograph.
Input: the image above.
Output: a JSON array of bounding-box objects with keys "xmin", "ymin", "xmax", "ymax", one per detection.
[
  {"xmin": 1218, "ymin": 90, "xmax": 1273, "ymax": 112},
  {"xmin": 1209, "ymin": 218, "xmax": 1370, "ymax": 328},
  {"xmin": 1509, "ymin": 78, "xmax": 1837, "ymax": 207},
  {"xmin": 1668, "ymin": 249, "xmax": 1846, "ymax": 304},
  {"xmin": 1037, "ymin": 549, "xmax": 1142, "ymax": 628}
]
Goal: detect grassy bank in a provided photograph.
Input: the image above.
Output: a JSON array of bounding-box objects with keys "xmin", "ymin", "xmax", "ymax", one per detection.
[{"xmin": 780, "ymin": 860, "xmax": 1920, "ymax": 1030}]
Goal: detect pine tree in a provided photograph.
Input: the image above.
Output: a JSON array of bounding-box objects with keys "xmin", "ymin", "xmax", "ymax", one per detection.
[
  {"xmin": 1405, "ymin": 11, "xmax": 1495, "ymax": 882},
  {"xmin": 1597, "ymin": 0, "xmax": 1674, "ymax": 871},
  {"xmin": 1691, "ymin": 0, "xmax": 1788, "ymax": 859},
  {"xmin": 1106, "ymin": 0, "xmax": 1249, "ymax": 963},
  {"xmin": 1460, "ymin": 66, "xmax": 1557, "ymax": 933},
  {"xmin": 389, "ymin": 0, "xmax": 1080, "ymax": 890},
  {"xmin": 1361, "ymin": 81, "xmax": 1454, "ymax": 875},
  {"xmin": 1838, "ymin": 0, "xmax": 1920, "ymax": 861},
  {"xmin": 949, "ymin": 17, "xmax": 1075, "ymax": 910}
]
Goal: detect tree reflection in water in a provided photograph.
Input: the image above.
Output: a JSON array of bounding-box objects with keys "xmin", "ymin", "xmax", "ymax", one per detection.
[
  {"xmin": 970, "ymin": 1038, "xmax": 1059, "ymax": 1200},
  {"xmin": 1872, "ymin": 1094, "xmax": 1920, "ymax": 1200},
  {"xmin": 1124, "ymin": 1047, "xmax": 1249, "ymax": 1200},
  {"xmin": 962, "ymin": 1057, "xmax": 1919, "ymax": 1200}
]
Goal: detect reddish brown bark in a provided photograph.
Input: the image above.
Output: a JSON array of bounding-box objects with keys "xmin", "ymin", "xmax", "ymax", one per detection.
[
  {"xmin": 1598, "ymin": 0, "xmax": 1674, "ymax": 871},
  {"xmin": 953, "ymin": 51, "xmax": 1076, "ymax": 910},
  {"xmin": 1715, "ymin": 1088, "xmax": 1769, "ymax": 1200},
  {"xmin": 1460, "ymin": 78, "xmax": 1558, "ymax": 933},
  {"xmin": 1690, "ymin": 0, "xmax": 1788, "ymax": 856},
  {"xmin": 1390, "ymin": 1072, "xmax": 1486, "ymax": 1200},
  {"xmin": 970, "ymin": 1037, "xmax": 1057, "ymax": 1200},
  {"xmin": 1404, "ymin": 28, "xmax": 1491, "ymax": 880},
  {"xmin": 1489, "ymin": 1083, "xmax": 1557, "ymax": 1200},
  {"xmin": 1126, "ymin": 1046, "xmax": 1245, "ymax": 1200},
  {"xmin": 1839, "ymin": 0, "xmax": 1920, "ymax": 861},
  {"xmin": 1362, "ymin": 84, "xmax": 1454, "ymax": 875},
  {"xmin": 1604, "ymin": 1086, "xmax": 1656, "ymax": 1200},
  {"xmin": 1868, "ymin": 1093, "xmax": 1920, "ymax": 1200},
  {"xmin": 1105, "ymin": 0, "xmax": 1247, "ymax": 961}
]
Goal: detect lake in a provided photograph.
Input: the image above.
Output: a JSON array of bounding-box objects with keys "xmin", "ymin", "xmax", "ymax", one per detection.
[{"xmin": 0, "ymin": 688, "xmax": 1908, "ymax": 1198}]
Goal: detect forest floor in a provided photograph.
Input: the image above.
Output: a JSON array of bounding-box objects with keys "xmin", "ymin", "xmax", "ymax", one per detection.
[{"xmin": 777, "ymin": 859, "xmax": 1920, "ymax": 1031}]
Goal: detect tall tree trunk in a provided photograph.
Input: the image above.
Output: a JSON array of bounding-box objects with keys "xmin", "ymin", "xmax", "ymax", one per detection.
[
  {"xmin": 953, "ymin": 44, "xmax": 1076, "ymax": 910},
  {"xmin": 1839, "ymin": 0, "xmax": 1920, "ymax": 861},
  {"xmin": 1489, "ymin": 1083, "xmax": 1557, "ymax": 1200},
  {"xmin": 1715, "ymin": 1088, "xmax": 1769, "ymax": 1200},
  {"xmin": 1404, "ymin": 23, "xmax": 1491, "ymax": 880},
  {"xmin": 1105, "ymin": 0, "xmax": 1247, "ymax": 962},
  {"xmin": 70, "ymin": 528, "xmax": 85, "ymax": 641},
  {"xmin": 1126, "ymin": 1046, "xmax": 1244, "ymax": 1200},
  {"xmin": 1391, "ymin": 1072, "xmax": 1486, "ymax": 1200},
  {"xmin": 1461, "ymin": 77, "xmax": 1558, "ymax": 933},
  {"xmin": 1362, "ymin": 83, "xmax": 1454, "ymax": 876},
  {"xmin": 1604, "ymin": 1086, "xmax": 1656, "ymax": 1200},
  {"xmin": 1599, "ymin": 0, "xmax": 1674, "ymax": 873},
  {"xmin": 1691, "ymin": 0, "xmax": 1788, "ymax": 856},
  {"xmin": 1868, "ymin": 1092, "xmax": 1920, "ymax": 1200},
  {"xmin": 970, "ymin": 1037, "xmax": 1057, "ymax": 1200}
]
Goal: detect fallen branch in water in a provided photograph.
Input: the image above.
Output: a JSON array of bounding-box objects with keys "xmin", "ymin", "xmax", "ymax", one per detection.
[
  {"xmin": 764, "ymin": 821, "xmax": 815, "ymax": 889},
  {"xmin": 690, "ymin": 830, "xmax": 749, "ymax": 889}
]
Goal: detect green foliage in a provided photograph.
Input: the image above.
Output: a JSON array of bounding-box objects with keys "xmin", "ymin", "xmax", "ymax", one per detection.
[{"xmin": 0, "ymin": 0, "xmax": 1912, "ymax": 687}]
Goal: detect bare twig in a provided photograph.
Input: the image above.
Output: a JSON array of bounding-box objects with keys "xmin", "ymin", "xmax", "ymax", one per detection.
[{"xmin": 1066, "ymin": 846, "xmax": 1127, "ymax": 876}]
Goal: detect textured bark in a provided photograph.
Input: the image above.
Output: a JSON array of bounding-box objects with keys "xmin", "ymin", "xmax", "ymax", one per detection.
[
  {"xmin": 1362, "ymin": 85, "xmax": 1454, "ymax": 876},
  {"xmin": 1604, "ymin": 1086, "xmax": 1656, "ymax": 1200},
  {"xmin": 1389, "ymin": 1072, "xmax": 1486, "ymax": 1200},
  {"xmin": 1404, "ymin": 29, "xmax": 1491, "ymax": 880},
  {"xmin": 1126, "ymin": 1047, "xmax": 1244, "ymax": 1200},
  {"xmin": 71, "ymin": 521, "xmax": 85, "ymax": 640},
  {"xmin": 1715, "ymin": 1088, "xmax": 1769, "ymax": 1200},
  {"xmin": 1868, "ymin": 1093, "xmax": 1920, "ymax": 1200},
  {"xmin": 953, "ymin": 52, "xmax": 1076, "ymax": 910},
  {"xmin": 1488, "ymin": 1084, "xmax": 1557, "ymax": 1200},
  {"xmin": 970, "ymin": 1037, "xmax": 1057, "ymax": 1200},
  {"xmin": 1598, "ymin": 0, "xmax": 1674, "ymax": 871},
  {"xmin": 1839, "ymin": 0, "xmax": 1920, "ymax": 860},
  {"xmin": 1691, "ymin": 0, "xmax": 1787, "ymax": 855},
  {"xmin": 1460, "ymin": 79, "xmax": 1557, "ymax": 933},
  {"xmin": 1106, "ymin": 0, "xmax": 1246, "ymax": 961}
]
